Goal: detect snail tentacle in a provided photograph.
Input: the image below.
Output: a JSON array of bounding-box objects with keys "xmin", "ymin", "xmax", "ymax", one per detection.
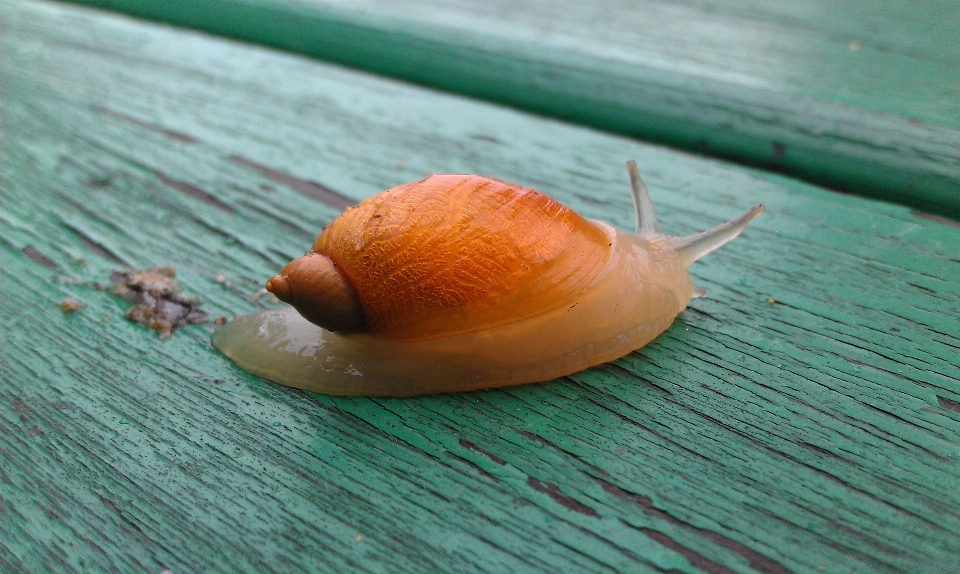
[
  {"xmin": 668, "ymin": 204, "xmax": 765, "ymax": 268},
  {"xmin": 626, "ymin": 161, "xmax": 661, "ymax": 236}
]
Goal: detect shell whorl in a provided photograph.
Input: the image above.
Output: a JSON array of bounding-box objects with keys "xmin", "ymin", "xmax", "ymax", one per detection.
[
  {"xmin": 311, "ymin": 174, "xmax": 612, "ymax": 340},
  {"xmin": 266, "ymin": 252, "xmax": 366, "ymax": 333}
]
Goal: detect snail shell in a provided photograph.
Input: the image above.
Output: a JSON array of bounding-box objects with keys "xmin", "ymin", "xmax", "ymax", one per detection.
[{"xmin": 213, "ymin": 162, "xmax": 763, "ymax": 397}]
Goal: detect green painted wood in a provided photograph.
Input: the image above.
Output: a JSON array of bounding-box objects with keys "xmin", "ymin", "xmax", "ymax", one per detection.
[
  {"xmin": 2, "ymin": 2, "xmax": 960, "ymax": 573},
  {"xmin": 61, "ymin": 0, "xmax": 960, "ymax": 218}
]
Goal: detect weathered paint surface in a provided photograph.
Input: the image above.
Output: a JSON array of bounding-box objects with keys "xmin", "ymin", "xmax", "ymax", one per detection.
[
  {"xmin": 63, "ymin": 0, "xmax": 960, "ymax": 216},
  {"xmin": 1, "ymin": 2, "xmax": 959, "ymax": 573}
]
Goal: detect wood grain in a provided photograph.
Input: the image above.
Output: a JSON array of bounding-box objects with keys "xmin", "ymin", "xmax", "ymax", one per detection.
[
  {"xmin": 62, "ymin": 0, "xmax": 960, "ymax": 217},
  {"xmin": 2, "ymin": 2, "xmax": 959, "ymax": 573}
]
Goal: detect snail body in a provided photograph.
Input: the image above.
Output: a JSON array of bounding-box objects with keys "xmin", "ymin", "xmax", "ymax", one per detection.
[{"xmin": 213, "ymin": 162, "xmax": 763, "ymax": 397}]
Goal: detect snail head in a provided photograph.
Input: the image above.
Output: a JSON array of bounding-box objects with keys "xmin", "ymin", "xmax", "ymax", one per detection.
[{"xmin": 266, "ymin": 252, "xmax": 366, "ymax": 334}]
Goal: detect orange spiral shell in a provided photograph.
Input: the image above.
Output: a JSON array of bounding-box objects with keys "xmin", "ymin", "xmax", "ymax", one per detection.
[{"xmin": 312, "ymin": 174, "xmax": 612, "ymax": 340}]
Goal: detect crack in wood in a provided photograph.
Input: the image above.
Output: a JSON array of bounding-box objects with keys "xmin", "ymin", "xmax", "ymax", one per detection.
[
  {"xmin": 911, "ymin": 211, "xmax": 960, "ymax": 229},
  {"xmin": 601, "ymin": 364, "xmax": 672, "ymax": 394},
  {"xmin": 62, "ymin": 222, "xmax": 127, "ymax": 265},
  {"xmin": 638, "ymin": 524, "xmax": 738, "ymax": 574},
  {"xmin": 21, "ymin": 245, "xmax": 58, "ymax": 269},
  {"xmin": 458, "ymin": 438, "xmax": 506, "ymax": 466},
  {"xmin": 443, "ymin": 451, "xmax": 497, "ymax": 482},
  {"xmin": 527, "ymin": 477, "xmax": 600, "ymax": 518},
  {"xmin": 518, "ymin": 430, "xmax": 609, "ymax": 477},
  {"xmin": 154, "ymin": 171, "xmax": 233, "ymax": 213},
  {"xmin": 228, "ymin": 155, "xmax": 355, "ymax": 211},
  {"xmin": 92, "ymin": 105, "xmax": 197, "ymax": 144},
  {"xmin": 937, "ymin": 396, "xmax": 960, "ymax": 414},
  {"xmin": 598, "ymin": 479, "xmax": 792, "ymax": 574}
]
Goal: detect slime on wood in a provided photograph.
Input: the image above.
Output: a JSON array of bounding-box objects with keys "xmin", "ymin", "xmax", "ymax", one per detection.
[{"xmin": 212, "ymin": 161, "xmax": 763, "ymax": 396}]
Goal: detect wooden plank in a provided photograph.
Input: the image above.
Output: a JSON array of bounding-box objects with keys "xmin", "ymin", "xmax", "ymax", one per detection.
[
  {"xmin": 2, "ymin": 2, "xmax": 959, "ymax": 573},
  {"xmin": 62, "ymin": 0, "xmax": 960, "ymax": 217}
]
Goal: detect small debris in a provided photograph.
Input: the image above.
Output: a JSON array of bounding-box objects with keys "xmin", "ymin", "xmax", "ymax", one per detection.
[
  {"xmin": 60, "ymin": 297, "xmax": 86, "ymax": 314},
  {"xmin": 356, "ymin": 535, "xmax": 363, "ymax": 542},
  {"xmin": 110, "ymin": 266, "xmax": 208, "ymax": 339},
  {"xmin": 215, "ymin": 316, "xmax": 228, "ymax": 326},
  {"xmin": 767, "ymin": 298, "xmax": 776, "ymax": 305},
  {"xmin": 102, "ymin": 316, "xmax": 111, "ymax": 323},
  {"xmin": 213, "ymin": 273, "xmax": 226, "ymax": 283},
  {"xmin": 848, "ymin": 40, "xmax": 860, "ymax": 51}
]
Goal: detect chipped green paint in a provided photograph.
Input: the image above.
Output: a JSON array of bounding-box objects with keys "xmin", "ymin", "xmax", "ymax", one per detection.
[
  {"xmin": 63, "ymin": 0, "xmax": 960, "ymax": 217},
  {"xmin": 2, "ymin": 2, "xmax": 959, "ymax": 573}
]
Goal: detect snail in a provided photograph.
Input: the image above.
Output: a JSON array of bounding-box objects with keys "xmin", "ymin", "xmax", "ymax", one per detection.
[{"xmin": 212, "ymin": 161, "xmax": 763, "ymax": 397}]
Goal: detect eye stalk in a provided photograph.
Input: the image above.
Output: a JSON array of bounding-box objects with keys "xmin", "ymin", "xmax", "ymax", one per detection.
[{"xmin": 265, "ymin": 252, "xmax": 367, "ymax": 334}]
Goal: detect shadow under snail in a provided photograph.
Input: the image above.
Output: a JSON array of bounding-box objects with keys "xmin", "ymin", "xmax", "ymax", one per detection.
[{"xmin": 212, "ymin": 161, "xmax": 763, "ymax": 397}]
